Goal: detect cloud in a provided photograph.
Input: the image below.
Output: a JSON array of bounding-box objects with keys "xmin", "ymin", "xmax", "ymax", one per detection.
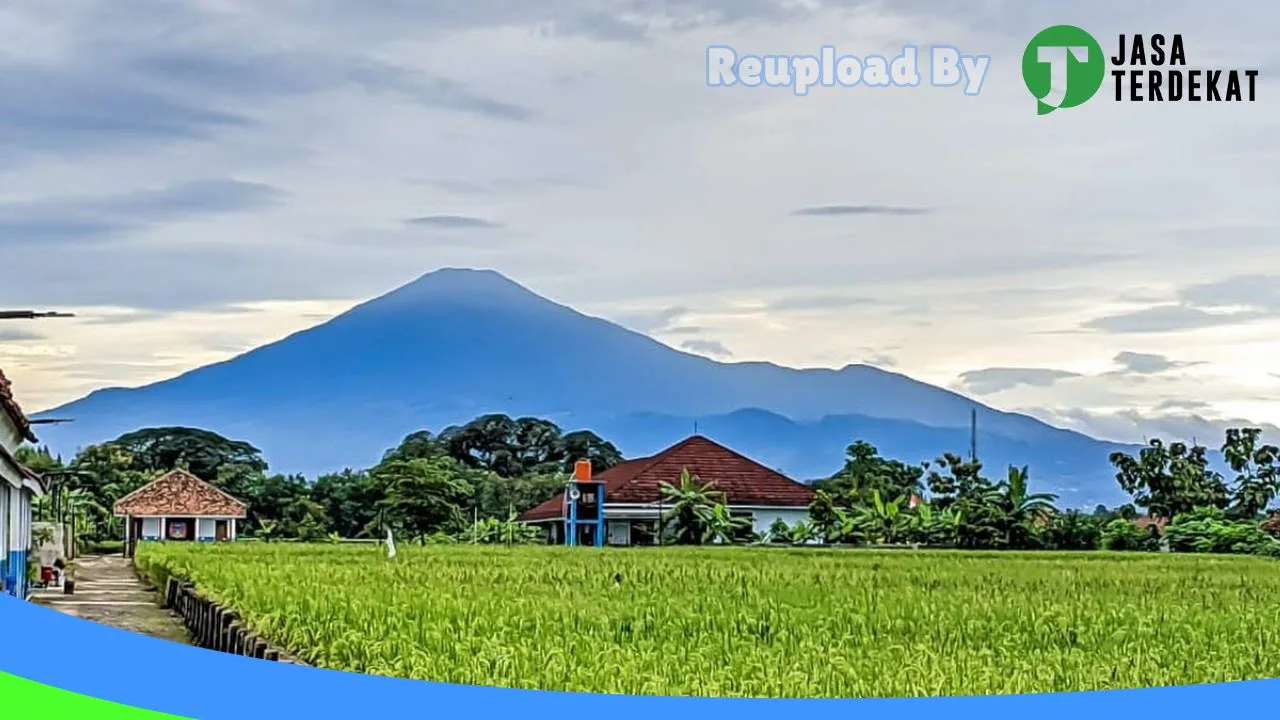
[
  {"xmin": 1081, "ymin": 304, "xmax": 1267, "ymax": 334},
  {"xmin": 955, "ymin": 367, "xmax": 1082, "ymax": 395},
  {"xmin": 0, "ymin": 328, "xmax": 45, "ymax": 342},
  {"xmin": 864, "ymin": 353, "xmax": 898, "ymax": 368},
  {"xmin": 1155, "ymin": 399, "xmax": 1212, "ymax": 412},
  {"xmin": 406, "ymin": 215, "xmax": 503, "ymax": 230},
  {"xmin": 417, "ymin": 177, "xmax": 587, "ymax": 196},
  {"xmin": 1179, "ymin": 275, "xmax": 1280, "ymax": 312},
  {"xmin": 791, "ymin": 205, "xmax": 931, "ymax": 217},
  {"xmin": 767, "ymin": 294, "xmax": 878, "ymax": 311},
  {"xmin": 680, "ymin": 339, "xmax": 733, "ymax": 358},
  {"xmin": 1032, "ymin": 406, "xmax": 1280, "ymax": 446},
  {"xmin": 1112, "ymin": 351, "xmax": 1200, "ymax": 375},
  {"xmin": 615, "ymin": 306, "xmax": 691, "ymax": 334},
  {"xmin": 0, "ymin": 179, "xmax": 285, "ymax": 245}
]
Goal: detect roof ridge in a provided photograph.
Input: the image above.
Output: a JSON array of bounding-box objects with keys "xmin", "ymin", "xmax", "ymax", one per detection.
[
  {"xmin": 681, "ymin": 434, "xmax": 807, "ymax": 488},
  {"xmin": 112, "ymin": 467, "xmax": 248, "ymax": 513}
]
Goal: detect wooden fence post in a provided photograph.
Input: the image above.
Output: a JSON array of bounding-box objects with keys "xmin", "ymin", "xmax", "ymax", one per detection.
[
  {"xmin": 218, "ymin": 611, "xmax": 235, "ymax": 653},
  {"xmin": 164, "ymin": 578, "xmax": 178, "ymax": 609}
]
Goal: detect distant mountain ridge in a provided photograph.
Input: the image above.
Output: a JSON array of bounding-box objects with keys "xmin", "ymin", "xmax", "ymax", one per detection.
[{"xmin": 34, "ymin": 268, "xmax": 1138, "ymax": 506}]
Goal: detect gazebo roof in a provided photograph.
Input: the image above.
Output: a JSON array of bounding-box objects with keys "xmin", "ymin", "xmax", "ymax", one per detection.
[{"xmin": 113, "ymin": 468, "xmax": 248, "ymax": 518}]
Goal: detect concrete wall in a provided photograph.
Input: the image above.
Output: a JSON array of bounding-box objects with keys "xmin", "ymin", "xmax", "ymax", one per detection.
[
  {"xmin": 31, "ymin": 522, "xmax": 64, "ymax": 569},
  {"xmin": 0, "ymin": 483, "xmax": 9, "ymax": 594},
  {"xmin": 5, "ymin": 489, "xmax": 32, "ymax": 597}
]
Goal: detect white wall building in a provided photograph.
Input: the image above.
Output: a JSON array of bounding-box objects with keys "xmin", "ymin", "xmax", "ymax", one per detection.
[
  {"xmin": 520, "ymin": 435, "xmax": 815, "ymax": 545},
  {"xmin": 1, "ymin": 369, "xmax": 43, "ymax": 599}
]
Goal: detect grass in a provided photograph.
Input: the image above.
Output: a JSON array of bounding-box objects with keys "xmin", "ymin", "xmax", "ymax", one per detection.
[{"xmin": 135, "ymin": 543, "xmax": 1280, "ymax": 697}]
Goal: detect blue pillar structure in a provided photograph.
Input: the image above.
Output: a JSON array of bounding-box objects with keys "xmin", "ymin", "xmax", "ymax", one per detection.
[{"xmin": 563, "ymin": 460, "xmax": 606, "ymax": 547}]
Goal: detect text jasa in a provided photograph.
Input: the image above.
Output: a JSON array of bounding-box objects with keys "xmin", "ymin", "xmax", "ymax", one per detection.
[{"xmin": 1111, "ymin": 34, "xmax": 1258, "ymax": 102}]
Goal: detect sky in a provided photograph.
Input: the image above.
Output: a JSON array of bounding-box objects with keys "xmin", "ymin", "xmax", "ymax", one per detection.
[{"xmin": 2, "ymin": 0, "xmax": 1279, "ymax": 446}]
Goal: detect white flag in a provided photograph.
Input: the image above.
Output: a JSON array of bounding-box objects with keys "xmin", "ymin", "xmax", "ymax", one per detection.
[{"xmin": 385, "ymin": 527, "xmax": 397, "ymax": 559}]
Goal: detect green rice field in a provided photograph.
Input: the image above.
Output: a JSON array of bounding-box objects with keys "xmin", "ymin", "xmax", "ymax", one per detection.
[{"xmin": 134, "ymin": 544, "xmax": 1280, "ymax": 697}]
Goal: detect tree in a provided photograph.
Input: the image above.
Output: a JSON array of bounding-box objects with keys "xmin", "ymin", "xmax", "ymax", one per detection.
[
  {"xmin": 469, "ymin": 471, "xmax": 564, "ymax": 520},
  {"xmin": 234, "ymin": 473, "xmax": 312, "ymax": 536},
  {"xmin": 1045, "ymin": 510, "xmax": 1101, "ymax": 550},
  {"xmin": 560, "ymin": 430, "xmax": 624, "ymax": 475},
  {"xmin": 312, "ymin": 470, "xmax": 382, "ymax": 538},
  {"xmin": 107, "ymin": 427, "xmax": 267, "ymax": 480},
  {"xmin": 371, "ymin": 458, "xmax": 474, "ymax": 541},
  {"xmin": 440, "ymin": 414, "xmax": 566, "ymax": 477},
  {"xmin": 924, "ymin": 453, "xmax": 985, "ymax": 508},
  {"xmin": 1221, "ymin": 427, "xmax": 1280, "ymax": 518},
  {"xmin": 658, "ymin": 468, "xmax": 722, "ymax": 545},
  {"xmin": 999, "ymin": 465, "xmax": 1058, "ymax": 548},
  {"xmin": 1110, "ymin": 439, "xmax": 1228, "ymax": 519},
  {"xmin": 807, "ymin": 490, "xmax": 841, "ymax": 540},
  {"xmin": 816, "ymin": 441, "xmax": 924, "ymax": 506},
  {"xmin": 382, "ymin": 430, "xmax": 448, "ymax": 463}
]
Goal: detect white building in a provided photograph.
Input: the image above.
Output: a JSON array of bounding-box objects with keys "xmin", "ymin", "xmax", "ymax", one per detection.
[
  {"xmin": 1, "ymin": 368, "xmax": 44, "ymax": 599},
  {"xmin": 520, "ymin": 435, "xmax": 814, "ymax": 545},
  {"xmin": 112, "ymin": 469, "xmax": 247, "ymax": 558}
]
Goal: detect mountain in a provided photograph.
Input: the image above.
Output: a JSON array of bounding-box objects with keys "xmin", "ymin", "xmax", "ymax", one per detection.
[{"xmin": 33, "ymin": 268, "xmax": 1137, "ymax": 506}]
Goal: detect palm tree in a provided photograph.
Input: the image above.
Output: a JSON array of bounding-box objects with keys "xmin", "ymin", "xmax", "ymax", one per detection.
[
  {"xmin": 658, "ymin": 468, "xmax": 723, "ymax": 545},
  {"xmin": 999, "ymin": 465, "xmax": 1058, "ymax": 548}
]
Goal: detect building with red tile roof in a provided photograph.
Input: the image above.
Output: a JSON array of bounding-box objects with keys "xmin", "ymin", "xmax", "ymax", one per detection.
[
  {"xmin": 520, "ymin": 435, "xmax": 814, "ymax": 545},
  {"xmin": 1, "ymin": 367, "xmax": 43, "ymax": 599},
  {"xmin": 113, "ymin": 469, "xmax": 248, "ymax": 557}
]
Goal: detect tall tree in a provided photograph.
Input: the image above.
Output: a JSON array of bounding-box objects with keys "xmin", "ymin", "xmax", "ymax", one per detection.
[
  {"xmin": 561, "ymin": 430, "xmax": 624, "ymax": 474},
  {"xmin": 382, "ymin": 430, "xmax": 448, "ymax": 463},
  {"xmin": 311, "ymin": 470, "xmax": 382, "ymax": 538},
  {"xmin": 998, "ymin": 465, "xmax": 1058, "ymax": 548},
  {"xmin": 1110, "ymin": 439, "xmax": 1228, "ymax": 519},
  {"xmin": 439, "ymin": 414, "xmax": 568, "ymax": 477},
  {"xmin": 1221, "ymin": 427, "xmax": 1280, "ymax": 518},
  {"xmin": 371, "ymin": 457, "xmax": 474, "ymax": 541},
  {"xmin": 107, "ymin": 427, "xmax": 268, "ymax": 480},
  {"xmin": 815, "ymin": 440, "xmax": 924, "ymax": 506}
]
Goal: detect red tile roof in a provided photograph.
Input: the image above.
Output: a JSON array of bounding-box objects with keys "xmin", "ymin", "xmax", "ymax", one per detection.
[
  {"xmin": 0, "ymin": 368, "xmax": 37, "ymax": 443},
  {"xmin": 113, "ymin": 469, "xmax": 248, "ymax": 518},
  {"xmin": 1133, "ymin": 516, "xmax": 1168, "ymax": 534},
  {"xmin": 520, "ymin": 435, "xmax": 814, "ymax": 521}
]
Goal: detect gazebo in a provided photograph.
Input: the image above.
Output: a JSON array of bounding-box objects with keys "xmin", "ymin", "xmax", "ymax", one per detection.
[{"xmin": 113, "ymin": 469, "xmax": 248, "ymax": 558}]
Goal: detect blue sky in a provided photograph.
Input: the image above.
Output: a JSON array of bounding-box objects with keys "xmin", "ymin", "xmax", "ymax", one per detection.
[{"xmin": 2, "ymin": 0, "xmax": 1279, "ymax": 444}]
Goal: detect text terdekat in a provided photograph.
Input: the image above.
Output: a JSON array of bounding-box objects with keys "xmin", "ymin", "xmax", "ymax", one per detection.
[{"xmin": 1111, "ymin": 34, "xmax": 1258, "ymax": 102}]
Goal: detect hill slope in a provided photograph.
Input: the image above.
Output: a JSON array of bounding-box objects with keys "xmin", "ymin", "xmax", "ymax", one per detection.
[{"xmin": 34, "ymin": 269, "xmax": 1136, "ymax": 506}]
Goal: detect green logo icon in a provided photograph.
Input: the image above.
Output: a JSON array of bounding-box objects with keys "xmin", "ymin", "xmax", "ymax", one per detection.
[{"xmin": 1022, "ymin": 25, "xmax": 1105, "ymax": 114}]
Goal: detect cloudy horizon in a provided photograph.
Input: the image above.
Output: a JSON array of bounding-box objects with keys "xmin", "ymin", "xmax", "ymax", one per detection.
[{"xmin": 2, "ymin": 0, "xmax": 1278, "ymax": 448}]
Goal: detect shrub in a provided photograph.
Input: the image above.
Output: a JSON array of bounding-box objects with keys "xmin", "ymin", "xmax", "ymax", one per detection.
[
  {"xmin": 1100, "ymin": 519, "xmax": 1159, "ymax": 551},
  {"xmin": 1164, "ymin": 509, "xmax": 1279, "ymax": 555}
]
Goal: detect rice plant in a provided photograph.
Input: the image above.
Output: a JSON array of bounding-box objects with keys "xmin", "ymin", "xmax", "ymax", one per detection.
[{"xmin": 136, "ymin": 543, "xmax": 1280, "ymax": 697}]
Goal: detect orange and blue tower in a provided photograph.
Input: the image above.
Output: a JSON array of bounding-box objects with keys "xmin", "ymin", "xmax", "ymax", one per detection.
[{"xmin": 563, "ymin": 459, "xmax": 605, "ymax": 547}]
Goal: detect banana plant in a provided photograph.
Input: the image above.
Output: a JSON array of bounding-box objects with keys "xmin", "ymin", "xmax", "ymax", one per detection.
[{"xmin": 701, "ymin": 504, "xmax": 750, "ymax": 545}]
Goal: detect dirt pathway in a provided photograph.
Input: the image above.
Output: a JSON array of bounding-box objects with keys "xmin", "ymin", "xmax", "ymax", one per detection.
[{"xmin": 30, "ymin": 554, "xmax": 191, "ymax": 645}]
